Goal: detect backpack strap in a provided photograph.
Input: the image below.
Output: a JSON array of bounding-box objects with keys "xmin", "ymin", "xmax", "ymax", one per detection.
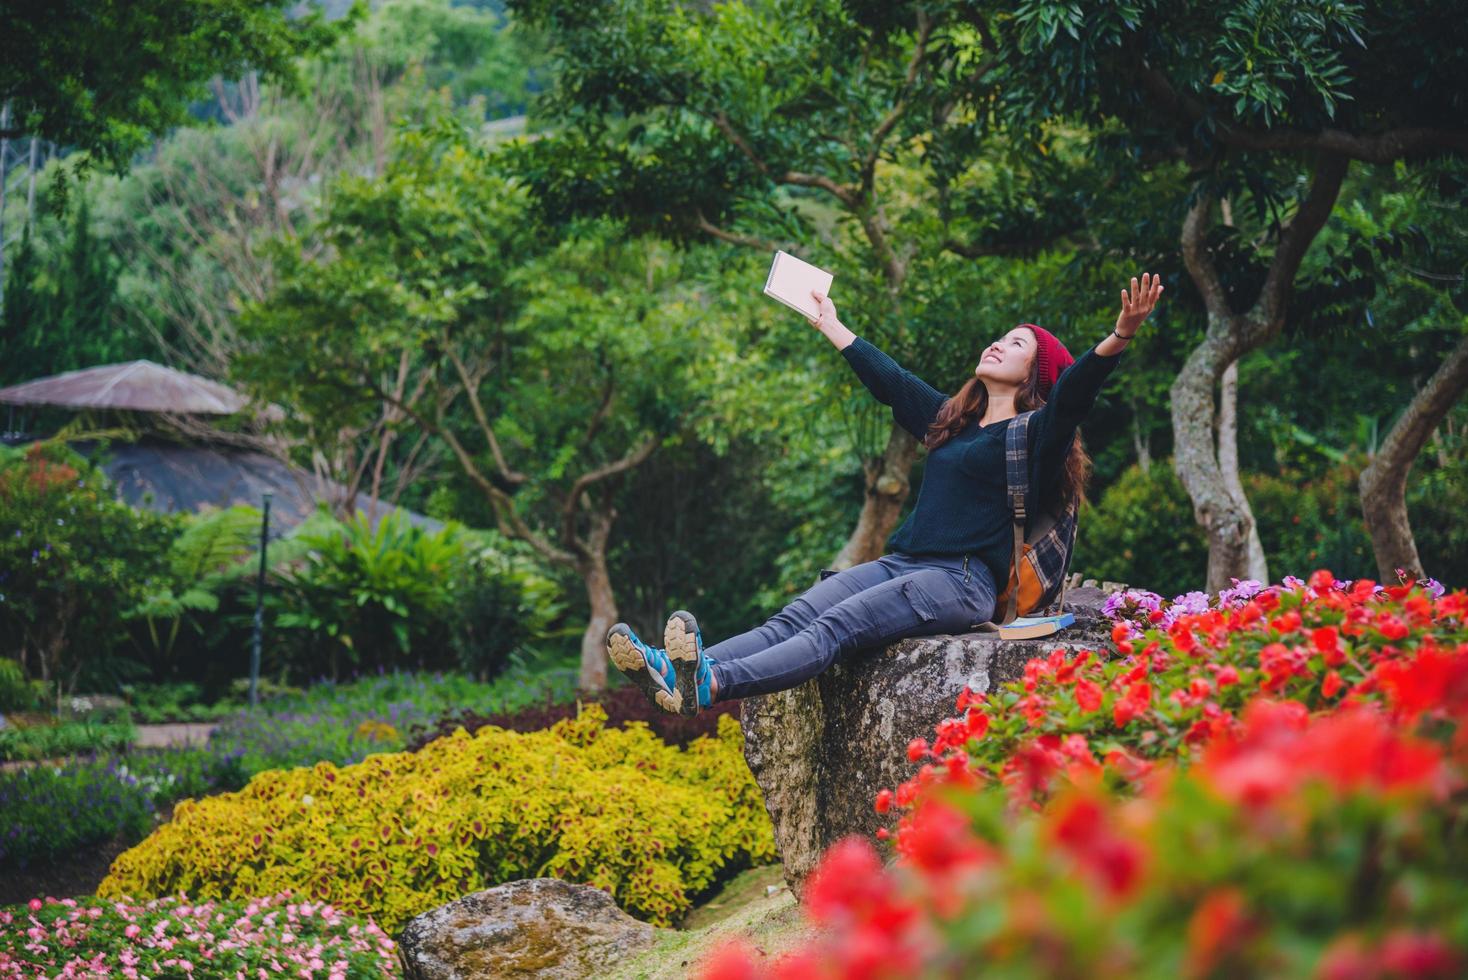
[{"xmin": 999, "ymin": 411, "xmax": 1037, "ymax": 626}]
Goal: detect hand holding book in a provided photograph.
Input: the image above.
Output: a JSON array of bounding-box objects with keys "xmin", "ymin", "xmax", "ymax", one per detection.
[{"xmin": 763, "ymin": 249, "xmax": 834, "ymax": 321}]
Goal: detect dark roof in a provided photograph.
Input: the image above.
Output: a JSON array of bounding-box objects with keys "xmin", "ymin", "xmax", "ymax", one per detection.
[{"xmin": 68, "ymin": 437, "xmax": 440, "ymax": 537}]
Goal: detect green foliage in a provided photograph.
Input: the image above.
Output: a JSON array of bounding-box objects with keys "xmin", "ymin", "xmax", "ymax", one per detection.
[
  {"xmin": 0, "ymin": 756, "xmax": 157, "ymax": 868},
  {"xmin": 123, "ymin": 505, "xmax": 264, "ymax": 674},
  {"xmin": 0, "ymin": 0, "xmax": 356, "ymax": 173},
  {"xmin": 0, "ymin": 719, "xmax": 136, "ymax": 763},
  {"xmin": 1073, "ymin": 459, "xmax": 1383, "ymax": 593},
  {"xmin": 266, "ymin": 508, "xmax": 476, "ymax": 677},
  {"xmin": 1072, "ymin": 461, "xmax": 1208, "ymax": 593},
  {"xmin": 0, "ymin": 660, "xmax": 44, "ymax": 713},
  {"xmin": 451, "ymin": 536, "xmax": 569, "ymax": 679},
  {"xmin": 102, "ymin": 703, "xmax": 777, "ymax": 930},
  {"xmin": 0, "ymin": 194, "xmax": 144, "ymax": 388},
  {"xmin": 0, "ymin": 441, "xmax": 177, "ymax": 689},
  {"xmin": 117, "ymin": 681, "xmax": 245, "ymax": 725}
]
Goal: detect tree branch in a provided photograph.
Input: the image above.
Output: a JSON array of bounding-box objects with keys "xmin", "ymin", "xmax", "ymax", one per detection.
[
  {"xmin": 446, "ymin": 344, "xmax": 529, "ymax": 487},
  {"xmin": 560, "ymin": 433, "xmax": 662, "ymax": 550},
  {"xmin": 693, "ymin": 208, "xmax": 791, "ymax": 252},
  {"xmin": 861, "ymin": 9, "xmax": 933, "ymax": 194},
  {"xmin": 708, "ymin": 109, "xmax": 859, "ymax": 207},
  {"xmin": 1135, "ymin": 63, "xmax": 1468, "ymax": 163},
  {"xmin": 1254, "ymin": 151, "xmax": 1349, "ymax": 329},
  {"xmin": 1180, "ymin": 188, "xmax": 1233, "ymax": 324}
]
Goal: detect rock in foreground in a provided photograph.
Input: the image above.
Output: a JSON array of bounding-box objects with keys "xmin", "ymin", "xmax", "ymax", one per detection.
[
  {"xmin": 740, "ymin": 588, "xmax": 1115, "ymax": 894},
  {"xmin": 398, "ymin": 877, "xmax": 666, "ymax": 980}
]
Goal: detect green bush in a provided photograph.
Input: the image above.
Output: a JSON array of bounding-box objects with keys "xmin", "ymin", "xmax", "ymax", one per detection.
[
  {"xmin": 0, "ymin": 659, "xmax": 43, "ymax": 713},
  {"xmin": 1074, "ymin": 459, "xmax": 1387, "ymax": 592},
  {"xmin": 1072, "ymin": 462, "xmax": 1207, "ymax": 592},
  {"xmin": 0, "ymin": 441, "xmax": 178, "ymax": 689},
  {"xmin": 1243, "ymin": 462, "xmax": 1375, "ymax": 581},
  {"xmin": 0, "ymin": 719, "xmax": 136, "ymax": 762},
  {"xmin": 117, "ymin": 681, "xmax": 244, "ymax": 724},
  {"xmin": 264, "ymin": 508, "xmax": 564, "ymax": 682}
]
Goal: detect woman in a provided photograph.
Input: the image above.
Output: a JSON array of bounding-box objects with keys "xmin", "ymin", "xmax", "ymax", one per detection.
[{"xmin": 607, "ymin": 273, "xmax": 1164, "ymax": 716}]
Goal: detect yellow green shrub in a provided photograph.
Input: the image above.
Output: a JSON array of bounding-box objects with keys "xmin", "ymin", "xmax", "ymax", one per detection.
[{"xmin": 98, "ymin": 703, "xmax": 776, "ymax": 931}]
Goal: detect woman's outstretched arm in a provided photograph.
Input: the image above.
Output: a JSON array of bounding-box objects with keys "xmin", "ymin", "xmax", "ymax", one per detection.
[
  {"xmin": 806, "ymin": 289, "xmax": 948, "ymax": 442},
  {"xmin": 1031, "ymin": 273, "xmax": 1165, "ymax": 503}
]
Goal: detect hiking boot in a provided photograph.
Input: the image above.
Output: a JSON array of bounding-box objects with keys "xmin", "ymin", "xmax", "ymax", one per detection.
[
  {"xmin": 606, "ymin": 623, "xmax": 682, "ymax": 714},
  {"xmin": 665, "ymin": 609, "xmax": 713, "ymax": 717}
]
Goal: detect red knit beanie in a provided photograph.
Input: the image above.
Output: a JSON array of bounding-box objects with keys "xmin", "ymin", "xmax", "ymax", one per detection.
[{"xmin": 1018, "ymin": 323, "xmax": 1074, "ymax": 398}]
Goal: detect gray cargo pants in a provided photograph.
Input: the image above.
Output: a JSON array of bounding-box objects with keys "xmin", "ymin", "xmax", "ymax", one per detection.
[{"xmin": 707, "ymin": 551, "xmax": 997, "ymax": 703}]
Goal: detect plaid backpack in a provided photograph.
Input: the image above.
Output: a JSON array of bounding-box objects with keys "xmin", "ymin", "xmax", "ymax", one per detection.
[{"xmin": 977, "ymin": 409, "xmax": 1079, "ymax": 627}]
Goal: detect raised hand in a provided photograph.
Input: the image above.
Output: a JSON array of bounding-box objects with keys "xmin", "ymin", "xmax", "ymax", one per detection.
[
  {"xmin": 1116, "ymin": 273, "xmax": 1163, "ymax": 338},
  {"xmin": 806, "ymin": 290, "xmax": 840, "ymax": 331}
]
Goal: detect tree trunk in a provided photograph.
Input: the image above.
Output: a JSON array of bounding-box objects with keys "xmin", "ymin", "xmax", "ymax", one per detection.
[
  {"xmin": 1131, "ymin": 404, "xmax": 1152, "ymax": 475},
  {"xmin": 831, "ymin": 423, "xmax": 922, "ymax": 569},
  {"xmin": 572, "ymin": 554, "xmax": 613, "ymax": 692},
  {"xmin": 1217, "ymin": 359, "xmax": 1268, "ymax": 582},
  {"xmin": 1173, "ymin": 156, "xmax": 1347, "ymax": 592},
  {"xmin": 1171, "ymin": 332, "xmax": 1255, "ymax": 591},
  {"xmin": 1360, "ymin": 330, "xmax": 1468, "ymax": 582},
  {"xmin": 563, "ymin": 492, "xmax": 622, "ymax": 692}
]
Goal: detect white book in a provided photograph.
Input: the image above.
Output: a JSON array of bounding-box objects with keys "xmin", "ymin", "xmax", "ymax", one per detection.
[
  {"xmin": 973, "ymin": 612, "xmax": 1075, "ymax": 640},
  {"xmin": 764, "ymin": 249, "xmax": 834, "ymax": 320}
]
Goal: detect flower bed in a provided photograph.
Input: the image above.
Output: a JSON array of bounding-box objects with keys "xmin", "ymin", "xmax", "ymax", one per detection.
[
  {"xmin": 0, "ymin": 892, "xmax": 399, "ymax": 978},
  {"xmin": 700, "ymin": 571, "xmax": 1468, "ymax": 978},
  {"xmin": 100, "ymin": 703, "xmax": 776, "ymax": 931},
  {"xmin": 0, "ymin": 668, "xmax": 571, "ymax": 879},
  {"xmin": 1, "ymin": 748, "xmax": 247, "ymax": 871}
]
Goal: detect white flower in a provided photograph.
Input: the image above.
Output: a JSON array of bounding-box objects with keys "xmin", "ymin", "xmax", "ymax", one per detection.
[{"xmin": 301, "ymin": 794, "xmax": 315, "ymax": 806}]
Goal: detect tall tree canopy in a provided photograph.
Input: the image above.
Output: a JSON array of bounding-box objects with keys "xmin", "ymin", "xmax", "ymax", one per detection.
[{"xmin": 0, "ymin": 0, "xmax": 355, "ymax": 172}]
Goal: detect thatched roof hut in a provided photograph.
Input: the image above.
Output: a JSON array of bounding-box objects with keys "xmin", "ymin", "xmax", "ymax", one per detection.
[{"xmin": 0, "ymin": 360, "xmax": 254, "ymax": 414}]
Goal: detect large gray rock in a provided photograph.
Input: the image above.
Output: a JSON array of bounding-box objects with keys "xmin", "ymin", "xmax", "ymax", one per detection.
[
  {"xmin": 740, "ymin": 587, "xmax": 1116, "ymax": 895},
  {"xmin": 398, "ymin": 877, "xmax": 668, "ymax": 980}
]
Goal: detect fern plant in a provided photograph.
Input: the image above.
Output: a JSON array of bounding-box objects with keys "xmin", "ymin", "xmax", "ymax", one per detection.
[{"xmin": 123, "ymin": 504, "xmax": 263, "ymax": 671}]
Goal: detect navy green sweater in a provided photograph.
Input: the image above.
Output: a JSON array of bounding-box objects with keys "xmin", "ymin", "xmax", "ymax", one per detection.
[{"xmin": 840, "ymin": 334, "xmax": 1125, "ymax": 591}]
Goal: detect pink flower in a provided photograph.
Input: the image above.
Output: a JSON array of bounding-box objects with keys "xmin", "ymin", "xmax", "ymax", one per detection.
[{"xmin": 124, "ymin": 924, "xmax": 141, "ymax": 939}]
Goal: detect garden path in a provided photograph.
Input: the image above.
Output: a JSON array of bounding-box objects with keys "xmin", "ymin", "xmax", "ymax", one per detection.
[{"xmin": 131, "ymin": 722, "xmax": 216, "ymax": 749}]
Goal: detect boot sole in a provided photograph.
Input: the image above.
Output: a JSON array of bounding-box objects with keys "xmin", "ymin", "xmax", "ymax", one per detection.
[
  {"xmin": 606, "ymin": 625, "xmax": 682, "ymax": 713},
  {"xmin": 664, "ymin": 610, "xmax": 703, "ymax": 717}
]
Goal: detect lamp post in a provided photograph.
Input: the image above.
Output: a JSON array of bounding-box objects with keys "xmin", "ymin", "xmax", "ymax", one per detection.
[{"xmin": 249, "ymin": 491, "xmax": 272, "ymax": 709}]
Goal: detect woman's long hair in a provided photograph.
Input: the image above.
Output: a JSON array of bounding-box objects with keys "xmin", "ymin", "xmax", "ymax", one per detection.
[{"xmin": 923, "ymin": 350, "xmax": 1092, "ymax": 515}]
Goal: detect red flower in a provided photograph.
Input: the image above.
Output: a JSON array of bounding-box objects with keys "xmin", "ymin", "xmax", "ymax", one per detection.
[
  {"xmin": 1377, "ymin": 930, "xmax": 1462, "ymax": 977},
  {"xmin": 906, "ymin": 737, "xmax": 929, "ymax": 763},
  {"xmin": 1113, "ymin": 681, "xmax": 1152, "ymax": 728},
  {"xmin": 1269, "ymin": 610, "xmax": 1303, "ymax": 635},
  {"xmin": 1311, "ymin": 626, "xmax": 1345, "ymax": 666},
  {"xmin": 1185, "ymin": 887, "xmax": 1255, "ymax": 978},
  {"xmin": 955, "ymin": 685, "xmax": 985, "ymax": 712},
  {"xmin": 1169, "ymin": 623, "xmax": 1199, "ymax": 655},
  {"xmin": 1075, "ymin": 678, "xmax": 1103, "ymax": 713},
  {"xmin": 874, "ymin": 789, "xmax": 894, "ymax": 814},
  {"xmin": 965, "ymin": 707, "xmax": 991, "ymax": 740},
  {"xmin": 1377, "ymin": 614, "xmax": 1410, "ymax": 641},
  {"xmin": 1047, "ymin": 792, "xmax": 1146, "ymax": 900},
  {"xmin": 698, "ymin": 939, "xmax": 762, "ymax": 980},
  {"xmin": 1322, "ymin": 670, "xmax": 1344, "ymax": 699}
]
